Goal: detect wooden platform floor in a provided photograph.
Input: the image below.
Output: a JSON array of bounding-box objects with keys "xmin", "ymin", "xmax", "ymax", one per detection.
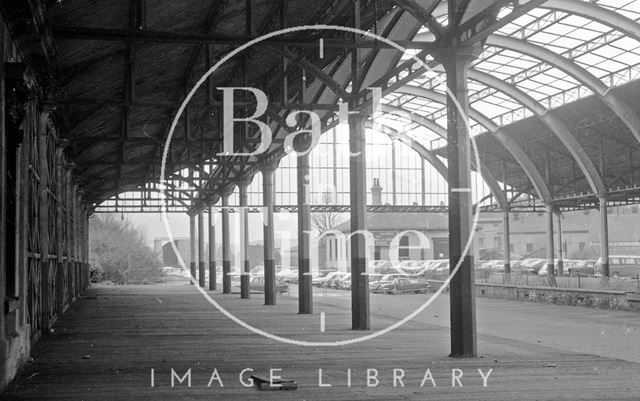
[{"xmin": 3, "ymin": 279, "xmax": 640, "ymax": 400}]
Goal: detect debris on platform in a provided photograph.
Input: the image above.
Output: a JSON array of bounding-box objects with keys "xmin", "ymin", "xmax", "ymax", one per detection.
[{"xmin": 251, "ymin": 375, "xmax": 297, "ymax": 391}]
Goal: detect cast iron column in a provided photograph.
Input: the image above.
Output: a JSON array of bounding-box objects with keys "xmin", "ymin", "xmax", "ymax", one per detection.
[
  {"xmin": 503, "ymin": 206, "xmax": 511, "ymax": 274},
  {"xmin": 438, "ymin": 47, "xmax": 478, "ymax": 357},
  {"xmin": 349, "ymin": 0, "xmax": 369, "ymax": 330},
  {"xmin": 198, "ymin": 209, "xmax": 206, "ymax": 287},
  {"xmin": 599, "ymin": 197, "xmax": 610, "ymax": 277},
  {"xmin": 221, "ymin": 192, "xmax": 232, "ymax": 294},
  {"xmin": 349, "ymin": 112, "xmax": 369, "ymax": 329},
  {"xmin": 208, "ymin": 204, "xmax": 216, "ymax": 290},
  {"xmin": 189, "ymin": 213, "xmax": 196, "ymax": 284},
  {"xmin": 239, "ymin": 180, "xmax": 251, "ymax": 299},
  {"xmin": 555, "ymin": 211, "xmax": 564, "ymax": 275},
  {"xmin": 546, "ymin": 204, "xmax": 557, "ymax": 286},
  {"xmin": 261, "ymin": 162, "xmax": 278, "ymax": 305},
  {"xmin": 297, "ymin": 152, "xmax": 313, "ymax": 314}
]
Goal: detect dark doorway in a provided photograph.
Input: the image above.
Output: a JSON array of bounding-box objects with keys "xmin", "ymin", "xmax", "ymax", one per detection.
[{"xmin": 432, "ymin": 238, "xmax": 449, "ymax": 259}]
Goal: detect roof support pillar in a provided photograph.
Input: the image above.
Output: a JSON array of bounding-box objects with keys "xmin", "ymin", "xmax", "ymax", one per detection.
[
  {"xmin": 262, "ymin": 163, "xmax": 278, "ymax": 306},
  {"xmin": 503, "ymin": 207, "xmax": 511, "ymax": 275},
  {"xmin": 189, "ymin": 213, "xmax": 196, "ymax": 285},
  {"xmin": 350, "ymin": 0, "xmax": 370, "ymax": 331},
  {"xmin": 297, "ymin": 153, "xmax": 312, "ymax": 314},
  {"xmin": 599, "ymin": 197, "xmax": 610, "ymax": 278},
  {"xmin": 198, "ymin": 209, "xmax": 205, "ymax": 288},
  {"xmin": 349, "ymin": 111, "xmax": 369, "ymax": 330},
  {"xmin": 208, "ymin": 204, "xmax": 216, "ymax": 291},
  {"xmin": 502, "ymin": 162, "xmax": 511, "ymax": 275},
  {"xmin": 437, "ymin": 46, "xmax": 477, "ymax": 357},
  {"xmin": 221, "ymin": 193, "xmax": 232, "ymax": 294},
  {"xmin": 555, "ymin": 211, "xmax": 564, "ymax": 276},
  {"xmin": 546, "ymin": 204, "xmax": 557, "ymax": 287},
  {"xmin": 239, "ymin": 182, "xmax": 250, "ymax": 299}
]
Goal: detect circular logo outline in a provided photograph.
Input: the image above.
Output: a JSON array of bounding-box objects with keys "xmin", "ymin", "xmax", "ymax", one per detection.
[{"xmin": 160, "ymin": 24, "xmax": 482, "ymax": 347}]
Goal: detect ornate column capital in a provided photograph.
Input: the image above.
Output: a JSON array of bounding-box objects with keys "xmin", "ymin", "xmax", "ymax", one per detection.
[{"xmin": 257, "ymin": 158, "xmax": 280, "ymax": 173}]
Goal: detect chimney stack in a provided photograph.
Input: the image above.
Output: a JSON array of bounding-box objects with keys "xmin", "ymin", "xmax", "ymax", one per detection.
[{"xmin": 371, "ymin": 178, "xmax": 382, "ymax": 206}]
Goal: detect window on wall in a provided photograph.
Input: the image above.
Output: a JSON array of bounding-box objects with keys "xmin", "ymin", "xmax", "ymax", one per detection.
[
  {"xmin": 526, "ymin": 243, "xmax": 533, "ymax": 253},
  {"xmin": 328, "ymin": 238, "xmax": 333, "ymax": 260},
  {"xmin": 579, "ymin": 242, "xmax": 586, "ymax": 251},
  {"xmin": 399, "ymin": 234, "xmax": 410, "ymax": 259}
]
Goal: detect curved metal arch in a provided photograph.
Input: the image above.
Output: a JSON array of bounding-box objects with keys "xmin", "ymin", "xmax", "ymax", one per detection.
[
  {"xmin": 486, "ymin": 34, "xmax": 640, "ymax": 145},
  {"xmin": 542, "ymin": 0, "xmax": 640, "ymax": 43},
  {"xmin": 464, "ymin": 68, "xmax": 605, "ymax": 196},
  {"xmin": 389, "ymin": 87, "xmax": 552, "ymax": 202},
  {"xmin": 365, "ymin": 120, "xmax": 448, "ymax": 180},
  {"xmin": 269, "ymin": 101, "xmax": 453, "ymax": 182},
  {"xmin": 367, "ymin": 120, "xmax": 508, "ymax": 207}
]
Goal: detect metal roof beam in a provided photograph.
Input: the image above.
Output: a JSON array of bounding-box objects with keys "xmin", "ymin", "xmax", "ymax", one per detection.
[
  {"xmin": 391, "ymin": 0, "xmax": 445, "ymax": 38},
  {"xmin": 390, "ymin": 86, "xmax": 551, "ymax": 203},
  {"xmin": 542, "ymin": 0, "xmax": 640, "ymax": 43},
  {"xmin": 487, "ymin": 34, "xmax": 640, "ymax": 146},
  {"xmin": 401, "ymin": 130, "xmax": 508, "ymax": 208},
  {"xmin": 465, "ymin": 68, "xmax": 606, "ymax": 196}
]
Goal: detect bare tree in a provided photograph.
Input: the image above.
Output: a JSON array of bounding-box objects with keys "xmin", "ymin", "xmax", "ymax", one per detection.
[{"xmin": 311, "ymin": 191, "xmax": 345, "ymax": 235}]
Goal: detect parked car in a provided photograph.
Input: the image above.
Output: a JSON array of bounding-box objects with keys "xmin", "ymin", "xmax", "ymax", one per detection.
[
  {"xmin": 595, "ymin": 255, "xmax": 640, "ymax": 277},
  {"xmin": 323, "ymin": 272, "xmax": 350, "ymax": 288},
  {"xmin": 368, "ymin": 260, "xmax": 390, "ymax": 271},
  {"xmin": 312, "ymin": 269, "xmax": 338, "ymax": 286},
  {"xmin": 366, "ymin": 273, "xmax": 384, "ymax": 283},
  {"xmin": 250, "ymin": 265, "xmax": 287, "ymax": 276},
  {"xmin": 372, "ymin": 277, "xmax": 430, "ymax": 294},
  {"xmin": 537, "ymin": 259, "xmax": 575, "ymax": 276},
  {"xmin": 566, "ymin": 260, "xmax": 595, "ymax": 276},
  {"xmin": 371, "ymin": 260, "xmax": 394, "ymax": 274},
  {"xmin": 369, "ymin": 273, "xmax": 410, "ymax": 292},
  {"xmin": 250, "ymin": 275, "xmax": 289, "ymax": 294},
  {"xmin": 230, "ymin": 274, "xmax": 289, "ymax": 294},
  {"xmin": 520, "ymin": 258, "xmax": 546, "ymax": 274},
  {"xmin": 410, "ymin": 259, "xmax": 446, "ymax": 277},
  {"xmin": 391, "ymin": 260, "xmax": 419, "ymax": 274},
  {"xmin": 340, "ymin": 273, "xmax": 385, "ymax": 290},
  {"xmin": 276, "ymin": 267, "xmax": 298, "ymax": 282},
  {"xmin": 536, "ymin": 259, "xmax": 572, "ymax": 276},
  {"xmin": 405, "ymin": 260, "xmax": 430, "ymax": 274},
  {"xmin": 431, "ymin": 260, "xmax": 450, "ymax": 273}
]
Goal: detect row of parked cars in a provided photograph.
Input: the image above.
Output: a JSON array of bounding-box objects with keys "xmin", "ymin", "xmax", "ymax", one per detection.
[
  {"xmin": 475, "ymin": 255, "xmax": 640, "ymax": 277},
  {"xmin": 368, "ymin": 259, "xmax": 451, "ymax": 277},
  {"xmin": 310, "ymin": 269, "xmax": 431, "ymax": 295},
  {"xmin": 169, "ymin": 254, "xmax": 640, "ymax": 294}
]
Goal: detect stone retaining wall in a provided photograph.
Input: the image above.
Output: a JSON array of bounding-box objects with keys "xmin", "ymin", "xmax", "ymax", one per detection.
[{"xmin": 474, "ymin": 283, "xmax": 640, "ymax": 311}]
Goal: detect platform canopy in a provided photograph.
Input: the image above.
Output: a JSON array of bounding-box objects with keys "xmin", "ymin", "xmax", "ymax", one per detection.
[{"xmin": 3, "ymin": 0, "xmax": 640, "ymax": 213}]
